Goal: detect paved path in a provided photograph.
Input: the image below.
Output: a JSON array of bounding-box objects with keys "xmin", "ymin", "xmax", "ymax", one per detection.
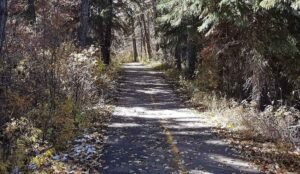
[{"xmin": 101, "ymin": 63, "xmax": 262, "ymax": 174}]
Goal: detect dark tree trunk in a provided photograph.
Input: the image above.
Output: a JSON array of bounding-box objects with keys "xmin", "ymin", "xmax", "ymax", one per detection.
[
  {"xmin": 151, "ymin": 0, "xmax": 157, "ymax": 20},
  {"xmin": 151, "ymin": 0, "xmax": 159, "ymax": 52},
  {"xmin": 101, "ymin": 46, "xmax": 110, "ymax": 65},
  {"xmin": 131, "ymin": 19, "xmax": 138, "ymax": 62},
  {"xmin": 79, "ymin": 0, "xmax": 90, "ymax": 46},
  {"xmin": 101, "ymin": 0, "xmax": 113, "ymax": 65},
  {"xmin": 175, "ymin": 40, "xmax": 182, "ymax": 71},
  {"xmin": 0, "ymin": 0, "xmax": 8, "ymax": 161},
  {"xmin": 186, "ymin": 26, "xmax": 197, "ymax": 79},
  {"xmin": 97, "ymin": 8, "xmax": 104, "ymax": 52},
  {"xmin": 141, "ymin": 13, "xmax": 152, "ymax": 59},
  {"xmin": 132, "ymin": 35, "xmax": 138, "ymax": 62},
  {"xmin": 138, "ymin": 18, "xmax": 146, "ymax": 58},
  {"xmin": 138, "ymin": 19, "xmax": 142, "ymax": 58},
  {"xmin": 27, "ymin": 0, "xmax": 36, "ymax": 23},
  {"xmin": 0, "ymin": 0, "xmax": 7, "ymax": 54}
]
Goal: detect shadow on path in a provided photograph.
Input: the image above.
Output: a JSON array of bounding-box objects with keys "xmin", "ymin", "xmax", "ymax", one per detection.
[{"xmin": 100, "ymin": 63, "xmax": 262, "ymax": 174}]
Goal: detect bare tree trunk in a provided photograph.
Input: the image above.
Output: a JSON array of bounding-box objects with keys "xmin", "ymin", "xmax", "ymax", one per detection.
[
  {"xmin": 0, "ymin": 0, "xmax": 7, "ymax": 54},
  {"xmin": 132, "ymin": 34, "xmax": 138, "ymax": 62},
  {"xmin": 27, "ymin": 0, "xmax": 36, "ymax": 23},
  {"xmin": 138, "ymin": 18, "xmax": 146, "ymax": 59},
  {"xmin": 139, "ymin": 19, "xmax": 143, "ymax": 58},
  {"xmin": 151, "ymin": 0, "xmax": 157, "ymax": 32},
  {"xmin": 186, "ymin": 26, "xmax": 197, "ymax": 79},
  {"xmin": 151, "ymin": 0, "xmax": 159, "ymax": 52},
  {"xmin": 101, "ymin": 0, "xmax": 113, "ymax": 65},
  {"xmin": 97, "ymin": 7, "xmax": 104, "ymax": 57},
  {"xmin": 175, "ymin": 40, "xmax": 182, "ymax": 71},
  {"xmin": 131, "ymin": 19, "xmax": 138, "ymax": 62},
  {"xmin": 79, "ymin": 0, "xmax": 90, "ymax": 46},
  {"xmin": 141, "ymin": 13, "xmax": 152, "ymax": 59}
]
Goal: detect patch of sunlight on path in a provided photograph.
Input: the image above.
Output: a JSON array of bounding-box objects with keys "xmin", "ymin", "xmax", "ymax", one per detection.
[{"xmin": 100, "ymin": 63, "xmax": 262, "ymax": 174}]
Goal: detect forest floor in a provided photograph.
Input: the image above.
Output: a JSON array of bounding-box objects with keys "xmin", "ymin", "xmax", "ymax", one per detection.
[{"xmin": 100, "ymin": 63, "xmax": 262, "ymax": 174}]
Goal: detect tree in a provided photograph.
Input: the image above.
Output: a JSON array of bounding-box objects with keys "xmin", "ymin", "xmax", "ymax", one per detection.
[
  {"xmin": 79, "ymin": 0, "xmax": 90, "ymax": 46},
  {"xmin": 102, "ymin": 0, "xmax": 113, "ymax": 65},
  {"xmin": 174, "ymin": 37, "xmax": 182, "ymax": 71},
  {"xmin": 186, "ymin": 25, "xmax": 198, "ymax": 79},
  {"xmin": 157, "ymin": 0, "xmax": 202, "ymax": 78},
  {"xmin": 130, "ymin": 0, "xmax": 153, "ymax": 59},
  {"xmin": 141, "ymin": 11, "xmax": 152, "ymax": 59},
  {"xmin": 27, "ymin": 0, "xmax": 36, "ymax": 23},
  {"xmin": 156, "ymin": 0, "xmax": 300, "ymax": 108},
  {"xmin": 0, "ymin": 0, "xmax": 7, "ymax": 54},
  {"xmin": 128, "ymin": 10, "xmax": 138, "ymax": 62},
  {"xmin": 138, "ymin": 17, "xmax": 146, "ymax": 58},
  {"xmin": 151, "ymin": 0, "xmax": 159, "ymax": 52}
]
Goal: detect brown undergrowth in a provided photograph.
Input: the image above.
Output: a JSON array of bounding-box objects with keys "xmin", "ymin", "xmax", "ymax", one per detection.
[
  {"xmin": 151, "ymin": 62, "xmax": 300, "ymax": 174},
  {"xmin": 216, "ymin": 129, "xmax": 300, "ymax": 173}
]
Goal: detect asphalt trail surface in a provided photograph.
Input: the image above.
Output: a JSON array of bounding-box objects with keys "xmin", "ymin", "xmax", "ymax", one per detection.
[{"xmin": 101, "ymin": 63, "xmax": 262, "ymax": 174}]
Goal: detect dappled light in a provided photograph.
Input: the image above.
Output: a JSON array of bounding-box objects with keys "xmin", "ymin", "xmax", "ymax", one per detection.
[
  {"xmin": 101, "ymin": 63, "xmax": 261, "ymax": 174},
  {"xmin": 1, "ymin": 0, "xmax": 299, "ymax": 173}
]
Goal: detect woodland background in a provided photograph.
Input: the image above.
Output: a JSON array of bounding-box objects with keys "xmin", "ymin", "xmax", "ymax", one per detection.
[{"xmin": 0, "ymin": 0, "xmax": 300, "ymax": 173}]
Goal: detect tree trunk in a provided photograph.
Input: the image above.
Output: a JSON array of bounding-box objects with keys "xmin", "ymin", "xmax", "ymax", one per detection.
[
  {"xmin": 97, "ymin": 6, "xmax": 104, "ymax": 54},
  {"xmin": 186, "ymin": 26, "xmax": 197, "ymax": 79},
  {"xmin": 27, "ymin": 0, "xmax": 36, "ymax": 23},
  {"xmin": 101, "ymin": 0, "xmax": 113, "ymax": 65},
  {"xmin": 132, "ymin": 34, "xmax": 138, "ymax": 62},
  {"xmin": 138, "ymin": 18, "xmax": 146, "ymax": 59},
  {"xmin": 141, "ymin": 13, "xmax": 152, "ymax": 59},
  {"xmin": 151, "ymin": 0, "xmax": 157, "ymax": 22},
  {"xmin": 175, "ymin": 40, "xmax": 182, "ymax": 71},
  {"xmin": 131, "ymin": 19, "xmax": 138, "ymax": 62},
  {"xmin": 0, "ymin": 0, "xmax": 7, "ymax": 54},
  {"xmin": 79, "ymin": 0, "xmax": 90, "ymax": 46},
  {"xmin": 151, "ymin": 0, "xmax": 159, "ymax": 52}
]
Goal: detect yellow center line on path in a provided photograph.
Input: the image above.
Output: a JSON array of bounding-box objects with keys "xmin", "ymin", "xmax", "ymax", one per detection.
[{"xmin": 150, "ymin": 94, "xmax": 188, "ymax": 174}]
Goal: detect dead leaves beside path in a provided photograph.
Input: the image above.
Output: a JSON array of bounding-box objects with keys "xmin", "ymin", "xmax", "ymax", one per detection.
[
  {"xmin": 215, "ymin": 128, "xmax": 300, "ymax": 174},
  {"xmin": 29, "ymin": 107, "xmax": 113, "ymax": 174}
]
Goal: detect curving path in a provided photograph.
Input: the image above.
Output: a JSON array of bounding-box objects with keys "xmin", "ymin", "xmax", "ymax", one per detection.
[{"xmin": 100, "ymin": 63, "xmax": 262, "ymax": 174}]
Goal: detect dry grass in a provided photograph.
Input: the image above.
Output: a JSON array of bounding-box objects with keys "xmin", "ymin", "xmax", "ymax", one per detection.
[{"xmin": 151, "ymin": 61, "xmax": 300, "ymax": 173}]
